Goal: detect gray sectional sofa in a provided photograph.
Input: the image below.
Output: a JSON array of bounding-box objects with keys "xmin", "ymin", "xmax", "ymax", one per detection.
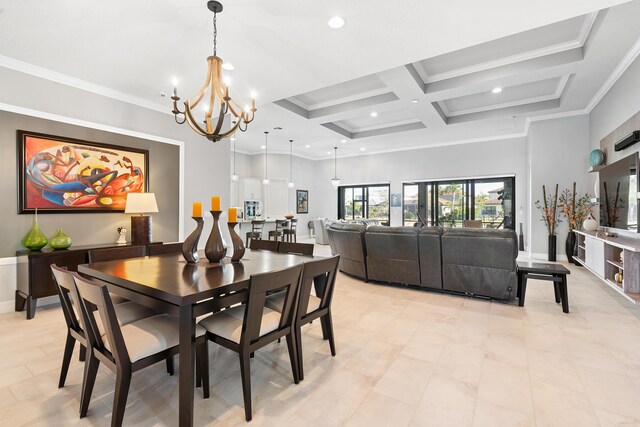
[{"xmin": 327, "ymin": 224, "xmax": 518, "ymax": 301}]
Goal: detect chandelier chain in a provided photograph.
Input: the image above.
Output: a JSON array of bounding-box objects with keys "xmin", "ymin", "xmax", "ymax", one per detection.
[{"xmin": 213, "ymin": 11, "xmax": 217, "ymax": 56}]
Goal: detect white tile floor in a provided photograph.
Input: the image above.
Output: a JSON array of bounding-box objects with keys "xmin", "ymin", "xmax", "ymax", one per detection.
[{"xmin": 2, "ymin": 241, "xmax": 640, "ymax": 426}]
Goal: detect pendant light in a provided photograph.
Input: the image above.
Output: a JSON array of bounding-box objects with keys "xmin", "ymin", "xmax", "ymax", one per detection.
[
  {"xmin": 231, "ymin": 126, "xmax": 239, "ymax": 182},
  {"xmin": 287, "ymin": 139, "xmax": 295, "ymax": 188},
  {"xmin": 331, "ymin": 146, "xmax": 340, "ymax": 189},
  {"xmin": 262, "ymin": 131, "xmax": 270, "ymax": 185}
]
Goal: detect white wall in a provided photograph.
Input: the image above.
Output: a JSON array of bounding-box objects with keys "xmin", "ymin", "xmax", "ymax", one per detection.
[
  {"xmin": 313, "ymin": 137, "xmax": 529, "ymax": 236},
  {"xmin": 527, "ymin": 115, "xmax": 591, "ymax": 258}
]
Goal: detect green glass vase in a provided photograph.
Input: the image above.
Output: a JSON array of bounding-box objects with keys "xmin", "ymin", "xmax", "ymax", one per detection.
[
  {"xmin": 49, "ymin": 228, "xmax": 72, "ymax": 250},
  {"xmin": 22, "ymin": 209, "xmax": 48, "ymax": 251}
]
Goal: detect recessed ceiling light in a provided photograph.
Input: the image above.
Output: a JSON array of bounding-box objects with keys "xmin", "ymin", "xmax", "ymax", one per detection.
[
  {"xmin": 230, "ymin": 137, "xmax": 236, "ymax": 141},
  {"xmin": 260, "ymin": 145, "xmax": 266, "ymax": 149},
  {"xmin": 360, "ymin": 147, "xmax": 366, "ymax": 151},
  {"xmin": 305, "ymin": 144, "xmax": 311, "ymax": 148},
  {"xmin": 327, "ymin": 151, "xmax": 332, "ymax": 155},
  {"xmin": 327, "ymin": 16, "xmax": 346, "ymax": 29},
  {"xmin": 492, "ymin": 87, "xmax": 502, "ymax": 94},
  {"xmin": 411, "ymin": 99, "xmax": 419, "ymax": 103},
  {"xmin": 370, "ymin": 112, "xmax": 378, "ymax": 117},
  {"xmin": 341, "ymin": 139, "xmax": 347, "ymax": 143},
  {"xmin": 222, "ymin": 63, "xmax": 235, "ymax": 71}
]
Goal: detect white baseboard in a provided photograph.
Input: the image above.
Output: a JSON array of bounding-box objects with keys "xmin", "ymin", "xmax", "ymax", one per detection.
[{"xmin": 0, "ymin": 300, "xmax": 14, "ymax": 314}]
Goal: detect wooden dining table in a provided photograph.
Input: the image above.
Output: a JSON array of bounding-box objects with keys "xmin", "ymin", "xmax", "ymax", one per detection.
[{"xmin": 78, "ymin": 249, "xmax": 314, "ymax": 427}]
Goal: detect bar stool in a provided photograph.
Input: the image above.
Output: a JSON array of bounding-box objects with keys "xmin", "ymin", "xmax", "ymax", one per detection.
[
  {"xmin": 268, "ymin": 220, "xmax": 288, "ymax": 241},
  {"xmin": 245, "ymin": 220, "xmax": 265, "ymax": 247},
  {"xmin": 283, "ymin": 219, "xmax": 298, "ymax": 242}
]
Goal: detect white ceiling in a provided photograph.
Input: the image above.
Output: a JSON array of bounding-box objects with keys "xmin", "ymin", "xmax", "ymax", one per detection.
[{"xmin": 0, "ymin": 0, "xmax": 637, "ymax": 159}]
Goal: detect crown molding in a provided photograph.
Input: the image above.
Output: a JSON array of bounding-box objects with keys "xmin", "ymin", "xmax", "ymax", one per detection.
[
  {"xmin": 0, "ymin": 55, "xmax": 169, "ymax": 114},
  {"xmin": 585, "ymin": 34, "xmax": 640, "ymax": 113}
]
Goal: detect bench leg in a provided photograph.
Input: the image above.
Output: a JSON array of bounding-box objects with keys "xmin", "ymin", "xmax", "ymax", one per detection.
[
  {"xmin": 560, "ymin": 275, "xmax": 569, "ymax": 313},
  {"xmin": 518, "ymin": 275, "xmax": 528, "ymax": 307},
  {"xmin": 553, "ymin": 276, "xmax": 561, "ymax": 304}
]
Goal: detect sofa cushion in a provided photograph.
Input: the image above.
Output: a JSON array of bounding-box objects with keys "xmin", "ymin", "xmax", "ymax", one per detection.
[
  {"xmin": 365, "ymin": 226, "xmax": 420, "ymax": 286},
  {"xmin": 418, "ymin": 226, "xmax": 444, "ymax": 289},
  {"xmin": 441, "ymin": 228, "xmax": 517, "ymax": 300}
]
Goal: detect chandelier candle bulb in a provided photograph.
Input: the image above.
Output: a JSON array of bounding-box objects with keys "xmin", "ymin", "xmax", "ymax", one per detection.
[
  {"xmin": 192, "ymin": 202, "xmax": 203, "ymax": 218},
  {"xmin": 211, "ymin": 196, "xmax": 221, "ymax": 211},
  {"xmin": 228, "ymin": 207, "xmax": 237, "ymax": 223}
]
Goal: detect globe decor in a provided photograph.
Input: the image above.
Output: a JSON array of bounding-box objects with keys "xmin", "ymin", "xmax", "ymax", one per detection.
[{"xmin": 589, "ymin": 149, "xmax": 605, "ymax": 167}]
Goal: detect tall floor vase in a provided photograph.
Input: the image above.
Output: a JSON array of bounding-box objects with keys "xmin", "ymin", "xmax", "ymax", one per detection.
[
  {"xmin": 565, "ymin": 230, "xmax": 577, "ymax": 265},
  {"xmin": 548, "ymin": 235, "xmax": 557, "ymax": 262}
]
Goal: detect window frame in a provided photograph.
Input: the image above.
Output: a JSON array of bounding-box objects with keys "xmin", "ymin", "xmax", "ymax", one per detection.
[{"xmin": 337, "ymin": 183, "xmax": 391, "ymax": 224}]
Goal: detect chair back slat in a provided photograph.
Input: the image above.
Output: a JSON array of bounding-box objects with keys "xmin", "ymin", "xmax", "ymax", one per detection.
[
  {"xmin": 148, "ymin": 242, "xmax": 183, "ymax": 256},
  {"xmin": 51, "ymin": 264, "xmax": 82, "ymax": 332},
  {"xmin": 289, "ymin": 219, "xmax": 298, "ymax": 232},
  {"xmin": 241, "ymin": 265, "xmax": 303, "ymax": 346},
  {"xmin": 88, "ymin": 246, "xmax": 147, "ymax": 263},
  {"xmin": 251, "ymin": 220, "xmax": 265, "ymax": 232},
  {"xmin": 250, "ymin": 239, "xmax": 279, "ymax": 252},
  {"xmin": 72, "ymin": 274, "xmax": 130, "ymax": 366},
  {"xmin": 277, "ymin": 242, "xmax": 314, "ymax": 256},
  {"xmin": 300, "ymin": 256, "xmax": 340, "ymax": 316},
  {"xmin": 274, "ymin": 220, "xmax": 288, "ymax": 232}
]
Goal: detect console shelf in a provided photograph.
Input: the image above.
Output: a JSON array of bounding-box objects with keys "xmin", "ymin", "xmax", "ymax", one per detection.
[{"xmin": 574, "ymin": 230, "xmax": 640, "ymax": 306}]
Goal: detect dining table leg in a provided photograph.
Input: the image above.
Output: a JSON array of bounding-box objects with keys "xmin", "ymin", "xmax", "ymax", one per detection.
[{"xmin": 179, "ymin": 304, "xmax": 195, "ymax": 427}]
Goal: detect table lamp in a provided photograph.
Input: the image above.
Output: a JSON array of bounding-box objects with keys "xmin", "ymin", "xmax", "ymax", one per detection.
[{"xmin": 125, "ymin": 193, "xmax": 159, "ymax": 244}]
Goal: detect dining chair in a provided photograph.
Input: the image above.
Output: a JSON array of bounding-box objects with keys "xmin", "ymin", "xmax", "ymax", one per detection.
[
  {"xmin": 277, "ymin": 241, "xmax": 314, "ymax": 256},
  {"xmin": 266, "ymin": 255, "xmax": 339, "ymax": 381},
  {"xmin": 198, "ymin": 264, "xmax": 303, "ymax": 421},
  {"xmin": 245, "ymin": 220, "xmax": 265, "ymax": 247},
  {"xmin": 268, "ymin": 220, "xmax": 288, "ymax": 241},
  {"xmin": 148, "ymin": 242, "xmax": 183, "ymax": 256},
  {"xmin": 283, "ymin": 218, "xmax": 298, "ymax": 242},
  {"xmin": 50, "ymin": 265, "xmax": 158, "ymax": 389},
  {"xmin": 249, "ymin": 238, "xmax": 279, "ymax": 252},
  {"xmin": 71, "ymin": 273, "xmax": 208, "ymax": 427}
]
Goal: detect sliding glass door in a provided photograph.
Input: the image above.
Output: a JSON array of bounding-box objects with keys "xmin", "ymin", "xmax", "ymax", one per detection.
[
  {"xmin": 403, "ymin": 176, "xmax": 515, "ymax": 229},
  {"xmin": 338, "ymin": 184, "xmax": 390, "ymax": 224}
]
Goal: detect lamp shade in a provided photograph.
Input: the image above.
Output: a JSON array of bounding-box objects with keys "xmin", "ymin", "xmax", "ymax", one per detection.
[{"xmin": 125, "ymin": 193, "xmax": 159, "ymax": 214}]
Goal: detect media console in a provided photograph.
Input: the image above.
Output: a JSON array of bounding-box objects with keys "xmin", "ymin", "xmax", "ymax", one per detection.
[{"xmin": 573, "ymin": 230, "xmax": 640, "ymax": 305}]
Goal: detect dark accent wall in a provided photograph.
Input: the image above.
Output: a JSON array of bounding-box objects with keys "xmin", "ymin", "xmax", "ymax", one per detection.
[{"xmin": 0, "ymin": 110, "xmax": 180, "ymax": 257}]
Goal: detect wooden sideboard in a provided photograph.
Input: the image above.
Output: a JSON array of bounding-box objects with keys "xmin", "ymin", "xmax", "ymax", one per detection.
[
  {"xmin": 15, "ymin": 242, "xmax": 161, "ymax": 319},
  {"xmin": 573, "ymin": 230, "xmax": 640, "ymax": 305}
]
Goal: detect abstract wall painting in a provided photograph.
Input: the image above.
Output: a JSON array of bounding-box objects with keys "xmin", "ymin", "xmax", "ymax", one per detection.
[
  {"xmin": 296, "ymin": 189, "xmax": 308, "ymax": 214},
  {"xmin": 17, "ymin": 130, "xmax": 149, "ymax": 213}
]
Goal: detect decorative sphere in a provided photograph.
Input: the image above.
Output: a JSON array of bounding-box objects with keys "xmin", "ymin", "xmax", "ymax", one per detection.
[{"xmin": 589, "ymin": 149, "xmax": 605, "ymax": 167}]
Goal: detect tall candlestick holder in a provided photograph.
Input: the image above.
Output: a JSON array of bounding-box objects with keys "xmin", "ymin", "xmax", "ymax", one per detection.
[
  {"xmin": 227, "ymin": 222, "xmax": 245, "ymax": 262},
  {"xmin": 205, "ymin": 210, "xmax": 227, "ymax": 263},
  {"xmin": 182, "ymin": 217, "xmax": 204, "ymax": 263}
]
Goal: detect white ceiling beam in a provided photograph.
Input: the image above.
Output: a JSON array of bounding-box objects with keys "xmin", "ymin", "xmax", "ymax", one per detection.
[
  {"xmin": 447, "ymin": 99, "xmax": 560, "ymax": 124},
  {"xmin": 424, "ymin": 48, "xmax": 583, "ymax": 101}
]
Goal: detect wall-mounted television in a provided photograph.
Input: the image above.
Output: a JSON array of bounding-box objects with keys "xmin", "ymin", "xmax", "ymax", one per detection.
[{"xmin": 599, "ymin": 152, "xmax": 638, "ymax": 232}]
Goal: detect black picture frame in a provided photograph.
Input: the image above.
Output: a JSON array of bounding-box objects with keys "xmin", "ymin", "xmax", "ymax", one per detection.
[
  {"xmin": 296, "ymin": 189, "xmax": 308, "ymax": 214},
  {"xmin": 17, "ymin": 130, "xmax": 150, "ymax": 214}
]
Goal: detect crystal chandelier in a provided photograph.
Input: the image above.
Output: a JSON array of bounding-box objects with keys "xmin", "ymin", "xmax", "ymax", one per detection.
[
  {"xmin": 171, "ymin": 1, "xmax": 256, "ymax": 142},
  {"xmin": 331, "ymin": 146, "xmax": 341, "ymax": 189}
]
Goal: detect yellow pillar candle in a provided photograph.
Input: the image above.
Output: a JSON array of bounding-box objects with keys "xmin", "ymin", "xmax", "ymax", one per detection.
[
  {"xmin": 192, "ymin": 202, "xmax": 202, "ymax": 218},
  {"xmin": 228, "ymin": 207, "xmax": 237, "ymax": 223},
  {"xmin": 211, "ymin": 196, "xmax": 221, "ymax": 211}
]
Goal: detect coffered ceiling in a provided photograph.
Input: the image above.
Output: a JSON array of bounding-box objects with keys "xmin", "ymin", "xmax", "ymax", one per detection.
[{"xmin": 0, "ymin": 0, "xmax": 638, "ymax": 159}]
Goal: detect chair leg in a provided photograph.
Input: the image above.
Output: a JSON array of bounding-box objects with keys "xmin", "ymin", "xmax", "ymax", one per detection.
[
  {"xmin": 295, "ymin": 325, "xmax": 304, "ymax": 381},
  {"xmin": 324, "ymin": 311, "xmax": 337, "ymax": 356},
  {"xmin": 79, "ymin": 344, "xmax": 86, "ymax": 362},
  {"xmin": 285, "ymin": 332, "xmax": 300, "ymax": 384},
  {"xmin": 166, "ymin": 356, "xmax": 174, "ymax": 376},
  {"xmin": 112, "ymin": 367, "xmax": 132, "ymax": 427},
  {"xmin": 79, "ymin": 352, "xmax": 100, "ymax": 418},
  {"xmin": 197, "ymin": 341, "xmax": 210, "ymax": 398},
  {"xmin": 239, "ymin": 352, "xmax": 253, "ymax": 422},
  {"xmin": 58, "ymin": 332, "xmax": 76, "ymax": 388}
]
